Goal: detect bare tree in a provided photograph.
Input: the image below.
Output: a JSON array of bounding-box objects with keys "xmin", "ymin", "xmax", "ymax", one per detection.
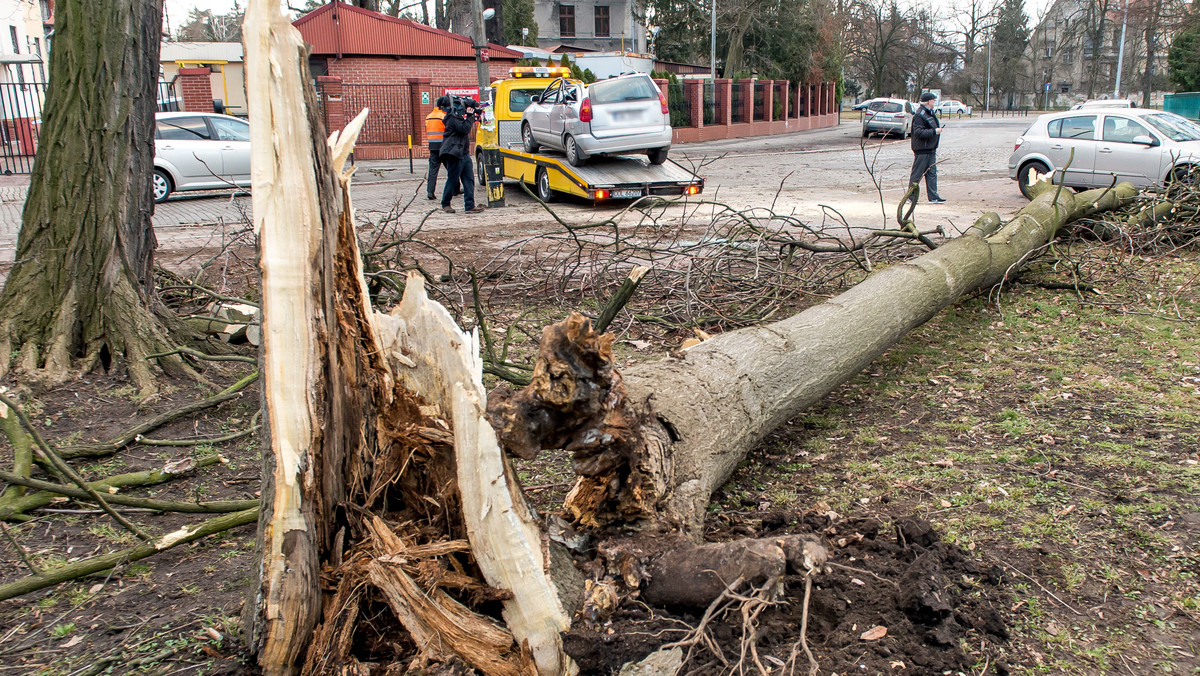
[{"xmin": 847, "ymin": 0, "xmax": 914, "ymax": 96}]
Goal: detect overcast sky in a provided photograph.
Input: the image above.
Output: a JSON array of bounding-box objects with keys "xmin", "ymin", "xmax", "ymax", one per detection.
[{"xmin": 164, "ymin": 0, "xmax": 1058, "ymax": 37}]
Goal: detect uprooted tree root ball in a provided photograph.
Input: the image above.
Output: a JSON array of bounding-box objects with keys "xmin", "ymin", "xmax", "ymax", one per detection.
[{"xmin": 561, "ymin": 514, "xmax": 1011, "ymax": 675}]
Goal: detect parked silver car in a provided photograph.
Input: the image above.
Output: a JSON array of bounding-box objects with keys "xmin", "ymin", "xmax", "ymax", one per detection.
[
  {"xmin": 154, "ymin": 112, "xmax": 251, "ymax": 202},
  {"xmin": 860, "ymin": 98, "xmax": 914, "ymax": 138},
  {"xmin": 1009, "ymin": 109, "xmax": 1200, "ymax": 199},
  {"xmin": 521, "ymin": 73, "xmax": 672, "ymax": 166}
]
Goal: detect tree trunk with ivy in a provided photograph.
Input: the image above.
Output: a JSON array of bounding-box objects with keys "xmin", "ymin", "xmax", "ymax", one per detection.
[{"xmin": 0, "ymin": 0, "xmax": 191, "ymax": 396}]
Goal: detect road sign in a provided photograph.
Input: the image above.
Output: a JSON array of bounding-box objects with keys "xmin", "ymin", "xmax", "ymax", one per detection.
[{"xmin": 1044, "ymin": 82, "xmax": 1051, "ymax": 92}]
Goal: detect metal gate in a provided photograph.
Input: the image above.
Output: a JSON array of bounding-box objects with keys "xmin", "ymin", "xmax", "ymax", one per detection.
[
  {"xmin": 0, "ymin": 80, "xmax": 180, "ymax": 175},
  {"xmin": 0, "ymin": 81, "xmax": 46, "ymax": 175}
]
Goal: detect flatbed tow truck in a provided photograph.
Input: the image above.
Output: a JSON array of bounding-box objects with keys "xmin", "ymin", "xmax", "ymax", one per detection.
[{"xmin": 475, "ymin": 67, "xmax": 705, "ymax": 203}]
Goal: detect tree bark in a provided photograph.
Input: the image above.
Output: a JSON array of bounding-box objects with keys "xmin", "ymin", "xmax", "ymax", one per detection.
[{"xmin": 0, "ymin": 0, "xmax": 190, "ymax": 396}]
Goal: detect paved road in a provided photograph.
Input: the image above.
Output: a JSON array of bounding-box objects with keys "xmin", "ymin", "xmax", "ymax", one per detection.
[{"xmin": 0, "ymin": 115, "xmax": 1034, "ymax": 267}]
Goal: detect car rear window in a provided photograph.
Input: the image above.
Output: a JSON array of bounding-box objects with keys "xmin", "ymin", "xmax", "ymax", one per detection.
[
  {"xmin": 157, "ymin": 117, "xmax": 211, "ymax": 140},
  {"xmin": 879, "ymin": 102, "xmax": 903, "ymax": 113},
  {"xmin": 589, "ymin": 77, "xmax": 659, "ymax": 104},
  {"xmin": 1049, "ymin": 115, "xmax": 1096, "ymax": 140}
]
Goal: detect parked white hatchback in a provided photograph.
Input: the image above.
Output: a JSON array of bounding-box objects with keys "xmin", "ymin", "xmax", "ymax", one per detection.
[
  {"xmin": 935, "ymin": 99, "xmax": 971, "ymax": 115},
  {"xmin": 154, "ymin": 112, "xmax": 251, "ymax": 202},
  {"xmin": 1009, "ymin": 108, "xmax": 1200, "ymax": 198},
  {"xmin": 521, "ymin": 73, "xmax": 672, "ymax": 166}
]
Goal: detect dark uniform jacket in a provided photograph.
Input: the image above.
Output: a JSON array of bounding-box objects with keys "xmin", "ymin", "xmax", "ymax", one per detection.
[
  {"xmin": 440, "ymin": 110, "xmax": 475, "ymax": 159},
  {"xmin": 911, "ymin": 106, "xmax": 940, "ymax": 154}
]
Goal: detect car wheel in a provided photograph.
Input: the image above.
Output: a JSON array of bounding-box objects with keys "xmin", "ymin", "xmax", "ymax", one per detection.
[
  {"xmin": 476, "ymin": 150, "xmax": 487, "ymax": 187},
  {"xmin": 862, "ymin": 127, "xmax": 870, "ymax": 138},
  {"xmin": 1018, "ymin": 161, "xmax": 1051, "ymax": 199},
  {"xmin": 153, "ymin": 169, "xmax": 172, "ymax": 203},
  {"xmin": 1171, "ymin": 165, "xmax": 1199, "ymax": 187},
  {"xmin": 535, "ymin": 167, "xmax": 556, "ymax": 202},
  {"xmin": 564, "ymin": 135, "xmax": 585, "ymax": 167},
  {"xmin": 647, "ymin": 147, "xmax": 669, "ymax": 165},
  {"xmin": 522, "ymin": 123, "xmax": 540, "ymax": 154}
]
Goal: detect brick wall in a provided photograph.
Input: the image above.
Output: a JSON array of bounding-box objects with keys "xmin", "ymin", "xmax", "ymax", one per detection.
[
  {"xmin": 178, "ymin": 67, "xmax": 215, "ymax": 113},
  {"xmin": 326, "ymin": 56, "xmax": 516, "ymax": 86}
]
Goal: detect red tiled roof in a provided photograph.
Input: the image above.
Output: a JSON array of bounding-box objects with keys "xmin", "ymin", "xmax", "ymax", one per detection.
[{"xmin": 294, "ymin": 2, "xmax": 521, "ymax": 59}]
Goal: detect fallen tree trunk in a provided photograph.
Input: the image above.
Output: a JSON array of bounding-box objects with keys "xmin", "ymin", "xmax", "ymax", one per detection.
[{"xmin": 489, "ymin": 182, "xmax": 1138, "ymax": 537}]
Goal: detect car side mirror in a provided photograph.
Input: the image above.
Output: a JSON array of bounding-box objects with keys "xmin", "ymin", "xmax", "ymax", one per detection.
[
  {"xmin": 531, "ymin": 94, "xmax": 541, "ymax": 104},
  {"xmin": 1131, "ymin": 135, "xmax": 1158, "ymax": 147}
]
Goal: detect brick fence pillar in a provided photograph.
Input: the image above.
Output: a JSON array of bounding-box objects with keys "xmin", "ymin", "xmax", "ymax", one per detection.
[
  {"xmin": 408, "ymin": 77, "xmax": 433, "ymax": 154},
  {"xmin": 778, "ymin": 81, "xmax": 789, "ymax": 121},
  {"xmin": 317, "ymin": 75, "xmax": 345, "ymax": 134},
  {"xmin": 716, "ymin": 79, "xmax": 732, "ymax": 126},
  {"xmin": 743, "ymin": 80, "xmax": 756, "ymax": 123},
  {"xmin": 177, "ymin": 67, "xmax": 214, "ymax": 113},
  {"xmin": 763, "ymin": 80, "xmax": 774, "ymax": 121},
  {"xmin": 686, "ymin": 80, "xmax": 703, "ymax": 128},
  {"xmin": 653, "ymin": 77, "xmax": 669, "ymax": 102}
]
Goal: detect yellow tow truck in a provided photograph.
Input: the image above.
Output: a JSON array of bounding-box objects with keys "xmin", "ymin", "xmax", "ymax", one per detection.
[{"xmin": 476, "ymin": 67, "xmax": 704, "ymax": 203}]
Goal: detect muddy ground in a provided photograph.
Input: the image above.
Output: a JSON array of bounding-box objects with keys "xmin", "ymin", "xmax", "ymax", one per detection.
[{"xmin": 1, "ymin": 176, "xmax": 1198, "ymax": 675}]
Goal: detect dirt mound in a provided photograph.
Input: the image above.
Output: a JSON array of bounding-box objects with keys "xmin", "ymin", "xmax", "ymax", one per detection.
[{"xmin": 563, "ymin": 514, "xmax": 1011, "ymax": 675}]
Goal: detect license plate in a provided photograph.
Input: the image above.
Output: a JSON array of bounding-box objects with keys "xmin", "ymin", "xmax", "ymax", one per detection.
[
  {"xmin": 614, "ymin": 111, "xmax": 640, "ymax": 121},
  {"xmin": 613, "ymin": 189, "xmax": 641, "ymax": 198}
]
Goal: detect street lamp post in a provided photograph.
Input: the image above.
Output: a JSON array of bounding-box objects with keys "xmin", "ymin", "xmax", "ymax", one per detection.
[
  {"xmin": 1114, "ymin": 0, "xmax": 1128, "ymax": 98},
  {"xmin": 985, "ymin": 39, "xmax": 992, "ymax": 112}
]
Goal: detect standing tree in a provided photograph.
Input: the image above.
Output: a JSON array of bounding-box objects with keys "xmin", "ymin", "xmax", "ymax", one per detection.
[
  {"xmin": 1168, "ymin": 0, "xmax": 1200, "ymax": 91},
  {"xmin": 176, "ymin": 3, "xmax": 245, "ymax": 41},
  {"xmin": 990, "ymin": 0, "xmax": 1029, "ymax": 106},
  {"xmin": 503, "ymin": 0, "xmax": 537, "ymax": 45},
  {"xmin": 0, "ymin": 0, "xmax": 192, "ymax": 396}
]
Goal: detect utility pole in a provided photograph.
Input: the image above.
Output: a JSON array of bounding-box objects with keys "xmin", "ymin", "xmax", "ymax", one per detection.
[
  {"xmin": 986, "ymin": 39, "xmax": 992, "ymax": 111},
  {"xmin": 710, "ymin": 0, "xmax": 717, "ymax": 81},
  {"xmin": 470, "ymin": 0, "xmax": 490, "ymax": 102},
  {"xmin": 1114, "ymin": 0, "xmax": 1128, "ymax": 99}
]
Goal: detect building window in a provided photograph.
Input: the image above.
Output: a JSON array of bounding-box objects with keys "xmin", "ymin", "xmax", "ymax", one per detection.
[
  {"xmin": 594, "ymin": 6, "xmax": 610, "ymax": 37},
  {"xmin": 559, "ymin": 5, "xmax": 575, "ymax": 37},
  {"xmin": 33, "ymin": 37, "xmax": 43, "ymax": 81}
]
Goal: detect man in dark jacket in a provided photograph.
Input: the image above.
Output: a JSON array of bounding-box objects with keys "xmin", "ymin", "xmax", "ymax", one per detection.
[
  {"xmin": 425, "ymin": 96, "xmax": 449, "ymax": 200},
  {"xmin": 909, "ymin": 92, "xmax": 946, "ymax": 204},
  {"xmin": 440, "ymin": 98, "xmax": 485, "ymax": 214}
]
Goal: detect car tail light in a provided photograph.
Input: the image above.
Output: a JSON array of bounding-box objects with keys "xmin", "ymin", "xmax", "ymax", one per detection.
[
  {"xmin": 594, "ymin": 189, "xmax": 609, "ymax": 200},
  {"xmin": 658, "ymin": 91, "xmax": 669, "ymax": 115},
  {"xmin": 580, "ymin": 97, "xmax": 593, "ymax": 123},
  {"xmin": 1014, "ymin": 137, "xmax": 1024, "ymax": 151},
  {"xmin": 687, "ymin": 185, "xmax": 701, "ymax": 195}
]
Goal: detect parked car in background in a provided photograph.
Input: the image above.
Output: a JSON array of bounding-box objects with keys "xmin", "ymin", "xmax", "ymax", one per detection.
[
  {"xmin": 154, "ymin": 112, "xmax": 251, "ymax": 202},
  {"xmin": 521, "ymin": 73, "xmax": 672, "ymax": 166},
  {"xmin": 1009, "ymin": 108, "xmax": 1200, "ymax": 198},
  {"xmin": 1070, "ymin": 99, "xmax": 1136, "ymax": 110},
  {"xmin": 935, "ymin": 99, "xmax": 971, "ymax": 115},
  {"xmin": 851, "ymin": 98, "xmax": 885, "ymax": 111},
  {"xmin": 860, "ymin": 98, "xmax": 914, "ymax": 138}
]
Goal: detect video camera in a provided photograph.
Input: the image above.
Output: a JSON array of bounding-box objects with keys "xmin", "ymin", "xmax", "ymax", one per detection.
[{"xmin": 449, "ymin": 96, "xmax": 489, "ymax": 117}]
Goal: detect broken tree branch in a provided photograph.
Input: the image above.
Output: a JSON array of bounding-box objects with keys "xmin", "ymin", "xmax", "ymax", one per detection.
[
  {"xmin": 0, "ymin": 507, "xmax": 258, "ymax": 601},
  {"xmin": 0, "ymin": 470, "xmax": 258, "ymax": 514},
  {"xmin": 0, "ymin": 393, "xmax": 148, "ymax": 541}
]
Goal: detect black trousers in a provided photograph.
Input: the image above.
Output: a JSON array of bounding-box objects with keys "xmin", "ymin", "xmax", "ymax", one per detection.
[
  {"xmin": 426, "ymin": 143, "xmax": 442, "ymax": 198},
  {"xmin": 908, "ymin": 152, "xmax": 940, "ymax": 201},
  {"xmin": 441, "ymin": 155, "xmax": 476, "ymax": 210}
]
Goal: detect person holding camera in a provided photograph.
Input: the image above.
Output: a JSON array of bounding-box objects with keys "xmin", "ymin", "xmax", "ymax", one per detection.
[
  {"xmin": 439, "ymin": 97, "xmax": 485, "ymax": 214},
  {"xmin": 425, "ymin": 96, "xmax": 449, "ymax": 200}
]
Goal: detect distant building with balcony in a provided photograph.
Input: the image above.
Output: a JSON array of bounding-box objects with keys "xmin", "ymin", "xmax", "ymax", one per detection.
[
  {"xmin": 1025, "ymin": 0, "xmax": 1174, "ymax": 108},
  {"xmin": 533, "ymin": 0, "xmax": 646, "ymax": 54}
]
